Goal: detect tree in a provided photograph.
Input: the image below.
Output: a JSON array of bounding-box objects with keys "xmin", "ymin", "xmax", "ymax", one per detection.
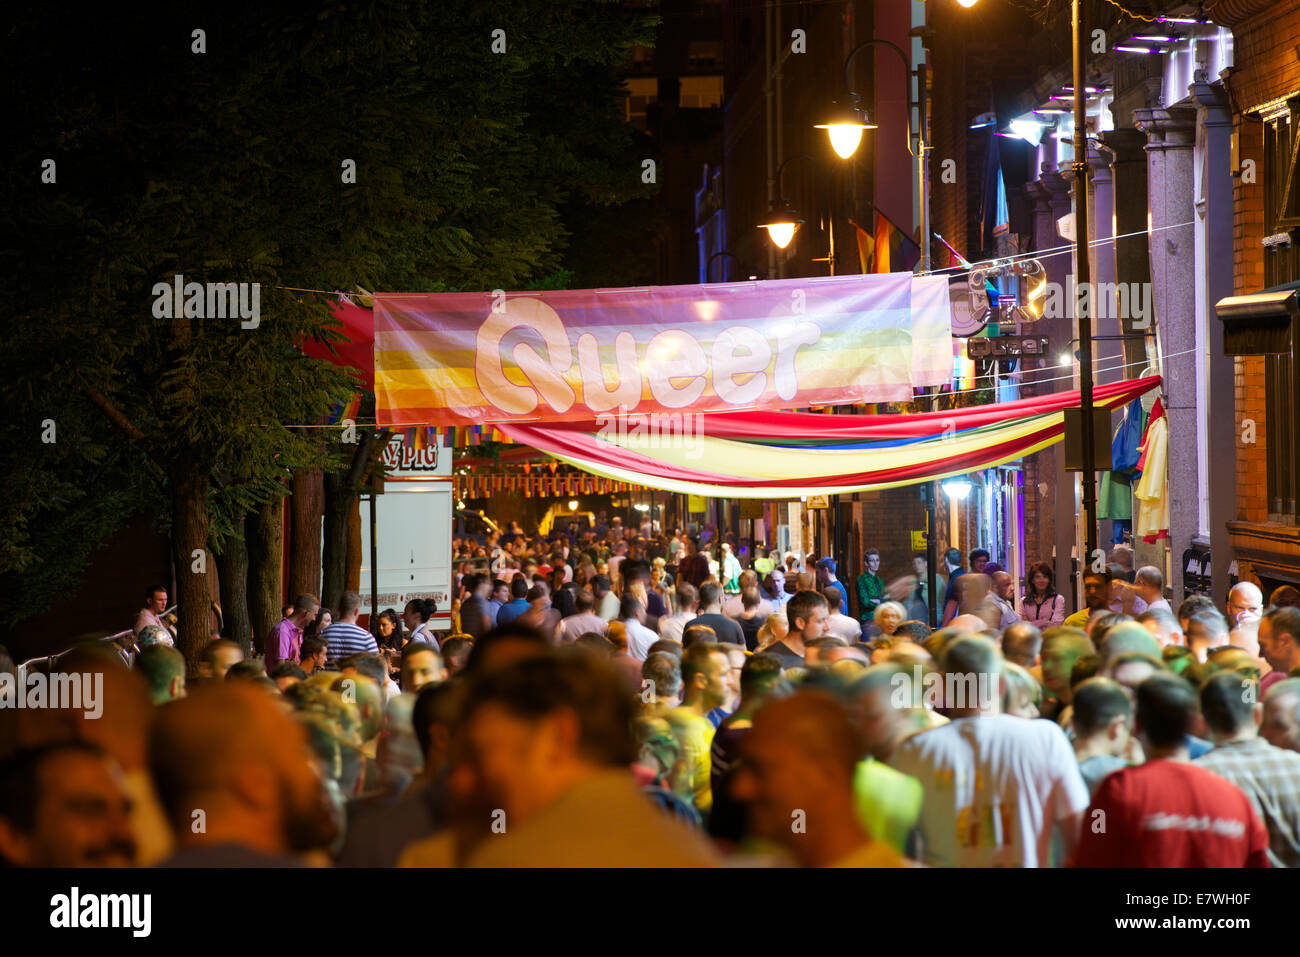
[{"xmin": 3, "ymin": 1, "xmax": 658, "ymax": 664}]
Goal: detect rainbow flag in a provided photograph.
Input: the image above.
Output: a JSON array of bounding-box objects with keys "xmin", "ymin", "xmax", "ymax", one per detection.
[
  {"xmin": 849, "ymin": 218, "xmax": 876, "ymax": 274},
  {"xmin": 873, "ymin": 210, "xmax": 921, "ymax": 274}
]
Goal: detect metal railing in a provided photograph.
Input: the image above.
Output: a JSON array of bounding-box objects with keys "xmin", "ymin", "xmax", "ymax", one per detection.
[{"xmin": 15, "ymin": 606, "xmax": 177, "ymax": 684}]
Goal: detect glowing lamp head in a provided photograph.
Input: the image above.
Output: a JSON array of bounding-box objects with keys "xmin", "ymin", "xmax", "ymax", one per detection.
[
  {"xmin": 829, "ymin": 125, "xmax": 867, "ymax": 159},
  {"xmin": 942, "ymin": 477, "xmax": 974, "ymax": 500},
  {"xmin": 568, "ymin": 500, "xmax": 579, "ymax": 511},
  {"xmin": 815, "ymin": 96, "xmax": 875, "ymax": 159},
  {"xmin": 760, "ymin": 199, "xmax": 805, "ymax": 250},
  {"xmin": 763, "ymin": 222, "xmax": 797, "ymax": 249},
  {"xmin": 955, "ymin": 0, "xmax": 980, "ymax": 7}
]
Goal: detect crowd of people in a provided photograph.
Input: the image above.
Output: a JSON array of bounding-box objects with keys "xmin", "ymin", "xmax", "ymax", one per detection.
[{"xmin": 3, "ymin": 516, "xmax": 1300, "ymax": 869}]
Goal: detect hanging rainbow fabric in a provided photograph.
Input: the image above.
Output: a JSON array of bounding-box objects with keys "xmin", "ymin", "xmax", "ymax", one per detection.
[{"xmin": 491, "ymin": 376, "xmax": 1162, "ymax": 499}]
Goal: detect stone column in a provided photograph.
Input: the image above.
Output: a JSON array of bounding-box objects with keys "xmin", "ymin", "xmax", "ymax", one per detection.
[
  {"xmin": 1089, "ymin": 141, "xmax": 1120, "ymax": 547},
  {"xmin": 1135, "ymin": 105, "xmax": 1197, "ymax": 601},
  {"xmin": 1025, "ymin": 171, "xmax": 1078, "ymax": 609},
  {"xmin": 1191, "ymin": 79, "xmax": 1237, "ymax": 606},
  {"xmin": 1089, "ymin": 141, "xmax": 1121, "ymax": 384},
  {"xmin": 1099, "ymin": 128, "xmax": 1155, "ymax": 378}
]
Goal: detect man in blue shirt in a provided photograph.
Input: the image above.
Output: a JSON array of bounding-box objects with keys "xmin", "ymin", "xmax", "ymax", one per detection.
[
  {"xmin": 495, "ymin": 576, "xmax": 530, "ymax": 627},
  {"xmin": 818, "ymin": 558, "xmax": 849, "ymax": 617}
]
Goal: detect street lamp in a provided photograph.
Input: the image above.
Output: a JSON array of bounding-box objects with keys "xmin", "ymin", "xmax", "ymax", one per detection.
[
  {"xmin": 814, "ymin": 97, "xmax": 877, "ymax": 160},
  {"xmin": 816, "ymin": 38, "xmax": 930, "ymax": 274},
  {"xmin": 942, "ymin": 476, "xmax": 974, "ymax": 500},
  {"xmin": 759, "ymin": 200, "xmax": 804, "ymax": 250},
  {"xmin": 760, "ymin": 153, "xmax": 811, "ymax": 250}
]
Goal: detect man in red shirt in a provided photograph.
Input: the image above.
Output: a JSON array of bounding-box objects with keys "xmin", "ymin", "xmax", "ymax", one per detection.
[{"xmin": 1075, "ymin": 672, "xmax": 1269, "ymax": 868}]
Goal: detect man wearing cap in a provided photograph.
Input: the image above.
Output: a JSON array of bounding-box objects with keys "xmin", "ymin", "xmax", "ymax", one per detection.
[{"xmin": 819, "ymin": 559, "xmax": 849, "ymax": 620}]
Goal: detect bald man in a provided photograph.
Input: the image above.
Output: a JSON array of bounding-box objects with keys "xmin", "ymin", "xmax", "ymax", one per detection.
[
  {"xmin": 1227, "ymin": 582, "xmax": 1264, "ymax": 629},
  {"xmin": 1133, "ymin": 566, "xmax": 1170, "ymax": 612},
  {"xmin": 731, "ymin": 691, "xmax": 906, "ymax": 867},
  {"xmin": 949, "ymin": 614, "xmax": 988, "ymax": 636},
  {"xmin": 150, "ymin": 682, "xmax": 336, "ymax": 866},
  {"xmin": 989, "ymin": 572, "xmax": 1020, "ymax": 629}
]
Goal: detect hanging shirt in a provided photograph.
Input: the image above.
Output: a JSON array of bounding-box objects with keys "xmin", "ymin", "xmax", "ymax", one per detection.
[{"xmin": 1134, "ymin": 400, "xmax": 1169, "ymax": 543}]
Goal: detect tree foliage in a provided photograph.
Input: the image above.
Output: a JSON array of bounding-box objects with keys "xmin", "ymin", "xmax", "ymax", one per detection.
[{"xmin": 1, "ymin": 0, "xmax": 658, "ymax": 637}]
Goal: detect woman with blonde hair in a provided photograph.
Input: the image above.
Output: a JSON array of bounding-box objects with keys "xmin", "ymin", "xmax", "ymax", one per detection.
[
  {"xmin": 867, "ymin": 600, "xmax": 907, "ymax": 641},
  {"xmin": 755, "ymin": 612, "xmax": 789, "ymax": 652}
]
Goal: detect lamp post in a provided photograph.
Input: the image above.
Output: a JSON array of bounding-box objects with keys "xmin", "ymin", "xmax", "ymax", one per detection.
[
  {"xmin": 815, "ymin": 38, "xmax": 931, "ymax": 274},
  {"xmin": 707, "ymin": 250, "xmax": 738, "ymax": 283},
  {"xmin": 1072, "ymin": 0, "xmax": 1099, "ymax": 565},
  {"xmin": 817, "ymin": 34, "xmax": 936, "ymax": 615}
]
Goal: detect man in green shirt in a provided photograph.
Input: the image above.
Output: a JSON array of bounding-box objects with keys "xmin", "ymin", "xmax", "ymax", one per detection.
[{"xmin": 856, "ymin": 549, "xmax": 885, "ymax": 627}]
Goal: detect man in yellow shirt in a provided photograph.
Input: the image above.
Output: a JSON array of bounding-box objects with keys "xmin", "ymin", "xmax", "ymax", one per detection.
[{"xmin": 666, "ymin": 643, "xmax": 730, "ymax": 817}]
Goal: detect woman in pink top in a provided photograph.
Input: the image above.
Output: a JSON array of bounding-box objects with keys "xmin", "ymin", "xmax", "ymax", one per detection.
[{"xmin": 1021, "ymin": 561, "xmax": 1065, "ymax": 628}]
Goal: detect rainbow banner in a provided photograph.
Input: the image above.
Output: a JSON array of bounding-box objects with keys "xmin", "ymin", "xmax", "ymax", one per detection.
[{"xmin": 373, "ymin": 274, "xmax": 953, "ymax": 427}]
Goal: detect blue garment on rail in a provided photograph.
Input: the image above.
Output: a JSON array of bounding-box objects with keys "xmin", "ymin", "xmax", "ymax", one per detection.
[{"xmin": 1098, "ymin": 399, "xmax": 1147, "ymax": 522}]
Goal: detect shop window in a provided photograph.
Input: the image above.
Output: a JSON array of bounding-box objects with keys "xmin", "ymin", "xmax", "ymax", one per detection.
[{"xmin": 1263, "ymin": 98, "xmax": 1300, "ymax": 521}]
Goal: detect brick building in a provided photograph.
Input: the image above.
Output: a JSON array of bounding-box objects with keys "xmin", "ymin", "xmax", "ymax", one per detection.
[{"xmin": 1214, "ymin": 0, "xmax": 1300, "ymax": 592}]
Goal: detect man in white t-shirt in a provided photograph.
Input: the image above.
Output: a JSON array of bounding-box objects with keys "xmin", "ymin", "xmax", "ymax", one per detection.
[
  {"xmin": 889, "ymin": 635, "xmax": 1090, "ymax": 867},
  {"xmin": 822, "ymin": 588, "xmax": 862, "ymax": 643},
  {"xmin": 620, "ymin": 595, "xmax": 660, "ymax": 661},
  {"xmin": 134, "ymin": 584, "xmax": 175, "ymax": 642},
  {"xmin": 659, "ymin": 583, "xmax": 698, "ymax": 643},
  {"xmin": 556, "ymin": 590, "xmax": 609, "ymax": 643},
  {"xmin": 1133, "ymin": 565, "xmax": 1171, "ymax": 613}
]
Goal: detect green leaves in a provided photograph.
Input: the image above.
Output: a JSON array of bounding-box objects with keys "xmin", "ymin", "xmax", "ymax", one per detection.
[{"xmin": 2, "ymin": 0, "xmax": 650, "ymax": 628}]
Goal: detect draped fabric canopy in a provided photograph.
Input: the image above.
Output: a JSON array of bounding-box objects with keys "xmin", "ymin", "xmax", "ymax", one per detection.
[{"xmin": 496, "ymin": 376, "xmax": 1163, "ymax": 498}]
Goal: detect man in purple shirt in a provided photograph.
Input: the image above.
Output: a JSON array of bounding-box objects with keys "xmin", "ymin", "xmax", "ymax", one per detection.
[{"xmin": 264, "ymin": 594, "xmax": 319, "ymax": 674}]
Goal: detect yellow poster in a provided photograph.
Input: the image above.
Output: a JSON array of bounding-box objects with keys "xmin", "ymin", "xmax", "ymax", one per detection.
[{"xmin": 687, "ymin": 494, "xmax": 707, "ymax": 512}]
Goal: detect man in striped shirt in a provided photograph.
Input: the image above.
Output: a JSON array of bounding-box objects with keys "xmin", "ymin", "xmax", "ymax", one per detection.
[
  {"xmin": 1196, "ymin": 671, "xmax": 1300, "ymax": 867},
  {"xmin": 321, "ymin": 591, "xmax": 379, "ymax": 663}
]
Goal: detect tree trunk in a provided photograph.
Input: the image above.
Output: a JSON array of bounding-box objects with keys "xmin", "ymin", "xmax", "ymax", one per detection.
[
  {"xmin": 322, "ymin": 471, "xmax": 349, "ymax": 611},
  {"xmin": 216, "ymin": 530, "xmax": 252, "ymax": 655},
  {"xmin": 170, "ymin": 458, "xmax": 212, "ymax": 673},
  {"xmin": 346, "ymin": 491, "xmax": 363, "ymax": 595},
  {"xmin": 289, "ymin": 468, "xmax": 325, "ymax": 603},
  {"xmin": 328, "ymin": 432, "xmax": 383, "ymax": 617},
  {"xmin": 246, "ymin": 494, "xmax": 284, "ymax": 655}
]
